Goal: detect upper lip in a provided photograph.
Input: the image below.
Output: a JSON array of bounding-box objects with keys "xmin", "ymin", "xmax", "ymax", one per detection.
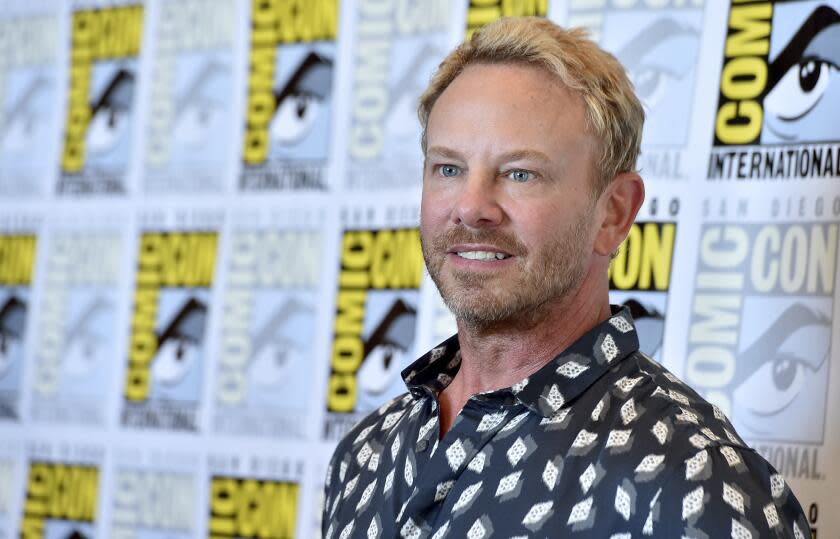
[{"xmin": 447, "ymin": 244, "xmax": 513, "ymax": 256}]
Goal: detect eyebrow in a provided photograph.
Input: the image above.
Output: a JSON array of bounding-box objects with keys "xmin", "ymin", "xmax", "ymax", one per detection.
[{"xmin": 425, "ymin": 146, "xmax": 552, "ymax": 164}]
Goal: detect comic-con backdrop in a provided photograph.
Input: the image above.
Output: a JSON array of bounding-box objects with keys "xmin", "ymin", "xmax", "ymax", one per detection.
[{"xmin": 0, "ymin": 0, "xmax": 837, "ymax": 536}]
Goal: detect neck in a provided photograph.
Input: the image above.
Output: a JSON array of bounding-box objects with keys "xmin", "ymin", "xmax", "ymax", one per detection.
[{"xmin": 437, "ymin": 264, "xmax": 612, "ymax": 437}]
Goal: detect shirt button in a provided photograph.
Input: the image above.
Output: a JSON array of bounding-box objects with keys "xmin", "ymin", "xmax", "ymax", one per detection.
[{"xmin": 417, "ymin": 440, "xmax": 428, "ymax": 452}]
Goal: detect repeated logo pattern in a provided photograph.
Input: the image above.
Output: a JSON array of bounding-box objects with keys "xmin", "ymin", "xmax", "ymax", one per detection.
[{"xmin": 323, "ymin": 308, "xmax": 811, "ymax": 537}]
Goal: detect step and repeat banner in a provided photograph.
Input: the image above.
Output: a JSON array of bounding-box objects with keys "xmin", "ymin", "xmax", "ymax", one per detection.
[{"xmin": 0, "ymin": 0, "xmax": 838, "ymax": 537}]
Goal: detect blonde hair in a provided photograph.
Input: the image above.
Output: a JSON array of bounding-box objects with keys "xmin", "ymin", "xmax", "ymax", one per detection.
[{"xmin": 418, "ymin": 17, "xmax": 644, "ymax": 194}]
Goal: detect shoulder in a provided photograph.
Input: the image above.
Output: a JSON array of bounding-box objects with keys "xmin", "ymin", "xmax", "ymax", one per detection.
[
  {"xmin": 605, "ymin": 352, "xmax": 811, "ymax": 537},
  {"xmin": 324, "ymin": 391, "xmax": 420, "ymax": 497}
]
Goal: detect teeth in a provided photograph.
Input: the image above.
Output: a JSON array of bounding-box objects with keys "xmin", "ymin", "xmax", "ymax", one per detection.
[{"xmin": 456, "ymin": 251, "xmax": 509, "ymax": 260}]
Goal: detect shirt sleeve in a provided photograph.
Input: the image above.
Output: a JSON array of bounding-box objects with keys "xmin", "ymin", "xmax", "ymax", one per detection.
[{"xmin": 653, "ymin": 443, "xmax": 811, "ymax": 538}]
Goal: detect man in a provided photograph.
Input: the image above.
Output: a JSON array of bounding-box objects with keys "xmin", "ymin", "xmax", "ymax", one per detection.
[{"xmin": 323, "ymin": 17, "xmax": 810, "ymax": 538}]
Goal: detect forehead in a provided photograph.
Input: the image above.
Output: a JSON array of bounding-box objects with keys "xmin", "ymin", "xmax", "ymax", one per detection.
[{"xmin": 426, "ymin": 63, "xmax": 591, "ymax": 158}]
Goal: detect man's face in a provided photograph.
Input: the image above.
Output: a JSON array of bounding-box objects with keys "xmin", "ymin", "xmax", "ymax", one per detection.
[{"xmin": 420, "ymin": 63, "xmax": 599, "ymax": 328}]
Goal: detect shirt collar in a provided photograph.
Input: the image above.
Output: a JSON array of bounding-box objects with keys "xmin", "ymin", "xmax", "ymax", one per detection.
[{"xmin": 401, "ymin": 306, "xmax": 640, "ymax": 417}]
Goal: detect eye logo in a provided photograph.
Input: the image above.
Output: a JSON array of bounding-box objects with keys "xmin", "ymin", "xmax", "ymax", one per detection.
[
  {"xmin": 248, "ymin": 298, "xmax": 314, "ymax": 388},
  {"xmin": 86, "ymin": 68, "xmax": 135, "ymax": 155},
  {"xmin": 0, "ymin": 296, "xmax": 25, "ymax": 378},
  {"xmin": 762, "ymin": 5, "xmax": 840, "ymax": 143},
  {"xmin": 731, "ymin": 303, "xmax": 831, "ymax": 440},
  {"xmin": 0, "ymin": 77, "xmax": 50, "ymax": 155},
  {"xmin": 270, "ymin": 52, "xmax": 333, "ymax": 146},
  {"xmin": 616, "ymin": 18, "xmax": 700, "ymax": 115},
  {"xmin": 63, "ymin": 297, "xmax": 112, "ymax": 378},
  {"xmin": 172, "ymin": 60, "xmax": 228, "ymax": 150},
  {"xmin": 356, "ymin": 299, "xmax": 417, "ymax": 410},
  {"xmin": 151, "ymin": 297, "xmax": 206, "ymax": 387}
]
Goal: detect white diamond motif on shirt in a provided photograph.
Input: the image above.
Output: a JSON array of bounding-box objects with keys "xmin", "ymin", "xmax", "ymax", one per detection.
[
  {"xmin": 602, "ymin": 333, "xmax": 619, "ymax": 362},
  {"xmin": 720, "ymin": 446, "xmax": 742, "ymax": 467},
  {"xmin": 794, "ymin": 522, "xmax": 805, "ymax": 539},
  {"xmin": 507, "ymin": 437, "xmax": 528, "ymax": 466},
  {"xmin": 545, "ymin": 384, "xmax": 565, "ymax": 411},
  {"xmin": 701, "ymin": 427, "xmax": 720, "ymax": 441},
  {"xmin": 367, "ymin": 518, "xmax": 378, "ymax": 539},
  {"xmin": 404, "ymin": 458, "xmax": 414, "ymax": 487},
  {"xmin": 343, "ymin": 474, "xmax": 359, "ymax": 499},
  {"xmin": 409, "ymin": 400, "xmax": 424, "ymax": 417},
  {"xmin": 447, "ymin": 439, "xmax": 467, "ymax": 471},
  {"xmin": 400, "ymin": 518, "xmax": 421, "ymax": 539},
  {"xmin": 610, "ymin": 316, "xmax": 633, "ymax": 333},
  {"xmin": 496, "ymin": 470, "xmax": 523, "ymax": 496},
  {"xmin": 567, "ymin": 497, "xmax": 593, "ymax": 524},
  {"xmin": 725, "ymin": 428, "xmax": 741, "ymax": 444},
  {"xmin": 732, "ymin": 518, "xmax": 752, "ymax": 539},
  {"xmin": 615, "ymin": 485, "xmax": 631, "ymax": 521},
  {"xmin": 468, "ymin": 451, "xmax": 486, "ymax": 473},
  {"xmin": 685, "ymin": 450, "xmax": 708, "ymax": 480},
  {"xmin": 339, "ymin": 460, "xmax": 348, "ymax": 481},
  {"xmin": 477, "ymin": 411, "xmax": 508, "ymax": 432},
  {"xmin": 723, "ymin": 482, "xmax": 745, "ymax": 515},
  {"xmin": 435, "ymin": 480, "xmax": 455, "ymax": 502},
  {"xmin": 620, "ymin": 398, "xmax": 638, "ymax": 425},
  {"xmin": 383, "ymin": 469, "xmax": 395, "ymax": 493},
  {"xmin": 523, "ymin": 501, "xmax": 554, "ymax": 525},
  {"xmin": 357, "ymin": 442, "xmax": 373, "ymax": 467},
  {"xmin": 652, "ymin": 421, "xmax": 668, "ymax": 445},
  {"xmin": 540, "ymin": 408, "xmax": 571, "ymax": 425},
  {"xmin": 764, "ymin": 503, "xmax": 780, "ymax": 528},
  {"xmin": 557, "ymin": 360, "xmax": 588, "ymax": 378},
  {"xmin": 643, "ymin": 510, "xmax": 653, "ymax": 534},
  {"xmin": 668, "ymin": 390, "xmax": 690, "ymax": 406},
  {"xmin": 606, "ymin": 429, "xmax": 631, "ymax": 448},
  {"xmin": 511, "ymin": 378, "xmax": 529, "ymax": 393},
  {"xmin": 580, "ymin": 463, "xmax": 596, "ymax": 493},
  {"xmin": 339, "ymin": 520, "xmax": 355, "ymax": 539},
  {"xmin": 430, "ymin": 345, "xmax": 446, "ymax": 361},
  {"xmin": 431, "ymin": 521, "xmax": 450, "ymax": 539},
  {"xmin": 391, "ymin": 435, "xmax": 402, "ymax": 461},
  {"xmin": 381, "ymin": 410, "xmax": 405, "ymax": 430},
  {"xmin": 689, "ymin": 433, "xmax": 711, "ymax": 449},
  {"xmin": 682, "ymin": 486, "xmax": 704, "ymax": 520},
  {"xmin": 356, "ymin": 479, "xmax": 378, "ymax": 511},
  {"xmin": 770, "ymin": 474, "xmax": 785, "ymax": 499},
  {"xmin": 635, "ymin": 454, "xmax": 665, "ymax": 474},
  {"xmin": 452, "ymin": 481, "xmax": 483, "ymax": 512},
  {"xmin": 572, "ymin": 429, "xmax": 598, "ymax": 448},
  {"xmin": 676, "ymin": 408, "xmax": 699, "ymax": 424},
  {"xmin": 543, "ymin": 460, "xmax": 559, "ymax": 491},
  {"xmin": 438, "ymin": 373, "xmax": 452, "ymax": 386},
  {"xmin": 354, "ymin": 425, "xmax": 375, "ymax": 445},
  {"xmin": 368, "ymin": 451, "xmax": 380, "ymax": 472},
  {"xmin": 591, "ymin": 399, "xmax": 605, "ymax": 421},
  {"xmin": 615, "ymin": 376, "xmax": 643, "ymax": 394},
  {"xmin": 467, "ymin": 519, "xmax": 486, "ymax": 539},
  {"xmin": 501, "ymin": 411, "xmax": 529, "ymax": 432},
  {"xmin": 418, "ymin": 416, "xmax": 437, "ymax": 442}
]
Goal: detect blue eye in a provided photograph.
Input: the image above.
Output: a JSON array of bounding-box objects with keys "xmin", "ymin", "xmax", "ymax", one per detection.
[
  {"xmin": 440, "ymin": 165, "xmax": 460, "ymax": 177},
  {"xmin": 509, "ymin": 170, "xmax": 532, "ymax": 182}
]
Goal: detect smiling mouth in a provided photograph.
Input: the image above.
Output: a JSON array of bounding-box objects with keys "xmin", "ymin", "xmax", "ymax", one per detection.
[{"xmin": 455, "ymin": 251, "xmax": 511, "ymax": 260}]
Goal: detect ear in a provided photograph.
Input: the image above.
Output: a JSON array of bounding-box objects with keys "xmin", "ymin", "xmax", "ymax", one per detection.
[{"xmin": 593, "ymin": 172, "xmax": 645, "ymax": 257}]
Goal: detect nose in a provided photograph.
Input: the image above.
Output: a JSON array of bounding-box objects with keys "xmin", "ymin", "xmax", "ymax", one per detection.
[{"xmin": 452, "ymin": 169, "xmax": 504, "ymax": 229}]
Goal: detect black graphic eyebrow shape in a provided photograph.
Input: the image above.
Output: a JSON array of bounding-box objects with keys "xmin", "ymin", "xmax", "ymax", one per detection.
[
  {"xmin": 90, "ymin": 68, "xmax": 135, "ymax": 114},
  {"xmin": 768, "ymin": 5, "xmax": 840, "ymax": 89},
  {"xmin": 0, "ymin": 296, "xmax": 25, "ymax": 337},
  {"xmin": 156, "ymin": 297, "xmax": 207, "ymax": 346},
  {"xmin": 362, "ymin": 298, "xmax": 416, "ymax": 358},
  {"xmin": 274, "ymin": 51, "xmax": 333, "ymax": 106}
]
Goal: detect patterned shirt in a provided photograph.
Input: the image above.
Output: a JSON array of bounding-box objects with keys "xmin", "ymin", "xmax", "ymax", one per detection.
[{"xmin": 322, "ymin": 307, "xmax": 811, "ymax": 538}]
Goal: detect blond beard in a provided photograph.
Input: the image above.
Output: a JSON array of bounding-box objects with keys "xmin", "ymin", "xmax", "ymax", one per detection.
[{"xmin": 421, "ymin": 212, "xmax": 592, "ymax": 331}]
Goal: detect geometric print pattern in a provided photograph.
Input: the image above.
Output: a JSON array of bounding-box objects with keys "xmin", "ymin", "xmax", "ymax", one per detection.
[{"xmin": 323, "ymin": 307, "xmax": 811, "ymax": 538}]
